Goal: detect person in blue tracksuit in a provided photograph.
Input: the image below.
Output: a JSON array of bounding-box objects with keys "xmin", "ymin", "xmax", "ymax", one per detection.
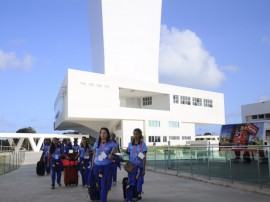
[
  {"xmin": 125, "ymin": 128, "xmax": 147, "ymax": 202},
  {"xmin": 48, "ymin": 137, "xmax": 64, "ymax": 189},
  {"xmin": 77, "ymin": 136, "xmax": 92, "ymax": 187},
  {"xmin": 72, "ymin": 139, "xmax": 80, "ymax": 153},
  {"xmin": 110, "ymin": 133, "xmax": 121, "ymax": 185},
  {"xmin": 42, "ymin": 139, "xmax": 51, "ymax": 175},
  {"xmin": 92, "ymin": 127, "xmax": 117, "ymax": 202}
]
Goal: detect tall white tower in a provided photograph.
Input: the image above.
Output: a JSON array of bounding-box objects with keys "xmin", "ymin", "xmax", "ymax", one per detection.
[{"xmin": 89, "ymin": 0, "xmax": 162, "ymax": 83}]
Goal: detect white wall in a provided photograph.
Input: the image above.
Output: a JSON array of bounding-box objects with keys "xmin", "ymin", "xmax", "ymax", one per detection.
[
  {"xmin": 90, "ymin": 0, "xmax": 162, "ymax": 83},
  {"xmin": 54, "ymin": 69, "xmax": 224, "ymax": 147},
  {"xmin": 241, "ymin": 101, "xmax": 270, "ymax": 122}
]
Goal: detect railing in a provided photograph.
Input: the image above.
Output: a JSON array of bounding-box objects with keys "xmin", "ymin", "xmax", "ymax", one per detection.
[
  {"xmin": 0, "ymin": 150, "xmax": 25, "ymax": 176},
  {"xmin": 148, "ymin": 145, "xmax": 270, "ymax": 189},
  {"xmin": 0, "ymin": 146, "xmax": 15, "ymax": 152},
  {"xmin": 121, "ymin": 145, "xmax": 270, "ymax": 190}
]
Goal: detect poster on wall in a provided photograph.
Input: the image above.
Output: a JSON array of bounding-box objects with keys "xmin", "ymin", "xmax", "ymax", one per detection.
[{"xmin": 220, "ymin": 122, "xmax": 264, "ymax": 146}]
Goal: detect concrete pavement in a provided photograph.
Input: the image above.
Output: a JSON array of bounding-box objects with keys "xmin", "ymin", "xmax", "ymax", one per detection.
[{"xmin": 0, "ymin": 152, "xmax": 270, "ymax": 202}]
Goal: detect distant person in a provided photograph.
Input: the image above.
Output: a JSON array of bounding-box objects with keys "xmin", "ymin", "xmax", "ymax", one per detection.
[
  {"xmin": 76, "ymin": 136, "xmax": 92, "ymax": 187},
  {"xmin": 48, "ymin": 138, "xmax": 64, "ymax": 189},
  {"xmin": 110, "ymin": 133, "xmax": 121, "ymax": 185},
  {"xmin": 72, "ymin": 139, "xmax": 80, "ymax": 154},
  {"xmin": 64, "ymin": 139, "xmax": 72, "ymax": 154},
  {"xmin": 42, "ymin": 140, "xmax": 51, "ymax": 175},
  {"xmin": 125, "ymin": 128, "xmax": 147, "ymax": 202}
]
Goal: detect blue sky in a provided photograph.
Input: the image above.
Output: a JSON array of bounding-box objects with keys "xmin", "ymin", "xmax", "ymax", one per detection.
[{"xmin": 0, "ymin": 0, "xmax": 270, "ymax": 134}]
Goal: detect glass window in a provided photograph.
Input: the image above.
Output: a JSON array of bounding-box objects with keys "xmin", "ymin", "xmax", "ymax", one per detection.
[
  {"xmin": 192, "ymin": 97, "xmax": 202, "ymax": 106},
  {"xmin": 169, "ymin": 136, "xmax": 180, "ymax": 140},
  {"xmin": 154, "ymin": 136, "xmax": 161, "ymax": 143},
  {"xmin": 142, "ymin": 97, "xmax": 152, "ymax": 106},
  {"xmin": 173, "ymin": 95, "xmax": 179, "ymax": 104},
  {"xmin": 252, "ymin": 115, "xmax": 257, "ymax": 119},
  {"xmin": 54, "ymin": 97, "xmax": 63, "ymax": 119},
  {"xmin": 182, "ymin": 136, "xmax": 191, "ymax": 140},
  {"xmin": 203, "ymin": 99, "xmax": 213, "ymax": 108},
  {"xmin": 258, "ymin": 114, "xmax": 265, "ymax": 119},
  {"xmin": 180, "ymin": 96, "xmax": 191, "ymax": 105},
  {"xmin": 169, "ymin": 121, "xmax": 180, "ymax": 128},
  {"xmin": 148, "ymin": 120, "xmax": 160, "ymax": 127},
  {"xmin": 163, "ymin": 136, "xmax": 167, "ymax": 142}
]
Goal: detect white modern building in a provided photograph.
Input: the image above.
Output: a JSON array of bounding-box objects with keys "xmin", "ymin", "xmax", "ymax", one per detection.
[
  {"xmin": 54, "ymin": 0, "xmax": 225, "ymax": 147},
  {"xmin": 242, "ymin": 100, "xmax": 270, "ymax": 122}
]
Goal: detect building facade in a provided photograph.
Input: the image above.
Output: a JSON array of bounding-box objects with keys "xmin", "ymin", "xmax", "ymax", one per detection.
[
  {"xmin": 54, "ymin": 0, "xmax": 225, "ymax": 147},
  {"xmin": 242, "ymin": 100, "xmax": 270, "ymax": 123}
]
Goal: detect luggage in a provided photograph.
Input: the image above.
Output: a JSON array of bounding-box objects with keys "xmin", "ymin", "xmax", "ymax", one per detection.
[
  {"xmin": 36, "ymin": 153, "xmax": 45, "ymax": 176},
  {"xmin": 36, "ymin": 160, "xmax": 45, "ymax": 176},
  {"xmin": 122, "ymin": 177, "xmax": 137, "ymax": 200},
  {"xmin": 88, "ymin": 183, "xmax": 100, "ymax": 201},
  {"xmin": 63, "ymin": 159, "xmax": 79, "ymax": 186}
]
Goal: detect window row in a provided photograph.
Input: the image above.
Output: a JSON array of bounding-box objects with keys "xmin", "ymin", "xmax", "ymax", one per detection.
[
  {"xmin": 148, "ymin": 120, "xmax": 180, "ymax": 128},
  {"xmin": 173, "ymin": 95, "xmax": 213, "ymax": 108},
  {"xmin": 148, "ymin": 136, "xmax": 191, "ymax": 142},
  {"xmin": 251, "ymin": 113, "xmax": 270, "ymax": 120}
]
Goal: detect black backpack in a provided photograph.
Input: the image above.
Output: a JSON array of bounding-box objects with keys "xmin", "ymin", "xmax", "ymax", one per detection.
[{"xmin": 36, "ymin": 153, "xmax": 45, "ymax": 176}]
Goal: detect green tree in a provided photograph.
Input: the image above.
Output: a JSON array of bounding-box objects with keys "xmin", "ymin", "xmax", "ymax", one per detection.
[{"xmin": 16, "ymin": 127, "xmax": 37, "ymax": 150}]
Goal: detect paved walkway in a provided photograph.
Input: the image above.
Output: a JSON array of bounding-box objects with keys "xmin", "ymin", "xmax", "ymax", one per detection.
[{"xmin": 0, "ymin": 152, "xmax": 270, "ymax": 202}]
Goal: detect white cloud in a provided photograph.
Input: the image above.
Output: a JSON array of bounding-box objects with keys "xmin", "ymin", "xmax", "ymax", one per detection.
[
  {"xmin": 0, "ymin": 49, "xmax": 35, "ymax": 71},
  {"xmin": 159, "ymin": 25, "xmax": 225, "ymax": 88}
]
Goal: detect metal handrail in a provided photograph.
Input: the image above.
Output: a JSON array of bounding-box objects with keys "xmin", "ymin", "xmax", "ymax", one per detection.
[
  {"xmin": 0, "ymin": 151, "xmax": 25, "ymax": 176},
  {"xmin": 146, "ymin": 145, "xmax": 270, "ymax": 190}
]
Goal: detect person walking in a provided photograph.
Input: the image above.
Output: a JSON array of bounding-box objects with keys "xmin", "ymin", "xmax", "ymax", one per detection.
[
  {"xmin": 48, "ymin": 137, "xmax": 64, "ymax": 189},
  {"xmin": 125, "ymin": 128, "xmax": 147, "ymax": 202}
]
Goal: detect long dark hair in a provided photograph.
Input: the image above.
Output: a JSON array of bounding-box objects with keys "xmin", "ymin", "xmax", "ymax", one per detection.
[
  {"xmin": 80, "ymin": 136, "xmax": 89, "ymax": 152},
  {"xmin": 97, "ymin": 127, "xmax": 110, "ymax": 147},
  {"xmin": 49, "ymin": 137, "xmax": 58, "ymax": 154},
  {"xmin": 132, "ymin": 128, "xmax": 143, "ymax": 145}
]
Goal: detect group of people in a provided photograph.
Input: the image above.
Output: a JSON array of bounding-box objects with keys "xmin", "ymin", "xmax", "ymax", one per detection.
[{"xmin": 42, "ymin": 127, "xmax": 147, "ymax": 202}]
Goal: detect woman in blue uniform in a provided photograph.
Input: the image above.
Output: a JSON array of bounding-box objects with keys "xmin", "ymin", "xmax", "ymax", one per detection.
[
  {"xmin": 72, "ymin": 139, "xmax": 80, "ymax": 153},
  {"xmin": 110, "ymin": 133, "xmax": 121, "ymax": 185},
  {"xmin": 42, "ymin": 139, "xmax": 51, "ymax": 175},
  {"xmin": 77, "ymin": 136, "xmax": 92, "ymax": 187},
  {"xmin": 47, "ymin": 137, "xmax": 64, "ymax": 189},
  {"xmin": 92, "ymin": 127, "xmax": 117, "ymax": 202},
  {"xmin": 125, "ymin": 128, "xmax": 147, "ymax": 202}
]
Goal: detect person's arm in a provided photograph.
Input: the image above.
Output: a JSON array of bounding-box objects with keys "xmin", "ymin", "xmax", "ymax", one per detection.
[
  {"xmin": 142, "ymin": 152, "xmax": 147, "ymax": 174},
  {"xmin": 142, "ymin": 143, "xmax": 147, "ymax": 174},
  {"xmin": 92, "ymin": 150, "xmax": 96, "ymax": 166},
  {"xmin": 47, "ymin": 152, "xmax": 51, "ymax": 168}
]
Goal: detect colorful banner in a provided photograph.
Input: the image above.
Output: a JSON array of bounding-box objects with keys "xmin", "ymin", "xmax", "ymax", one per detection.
[{"xmin": 220, "ymin": 122, "xmax": 264, "ymax": 146}]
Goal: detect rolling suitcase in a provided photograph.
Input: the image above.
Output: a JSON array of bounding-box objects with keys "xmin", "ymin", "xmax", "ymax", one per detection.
[{"xmin": 63, "ymin": 159, "xmax": 79, "ymax": 186}]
